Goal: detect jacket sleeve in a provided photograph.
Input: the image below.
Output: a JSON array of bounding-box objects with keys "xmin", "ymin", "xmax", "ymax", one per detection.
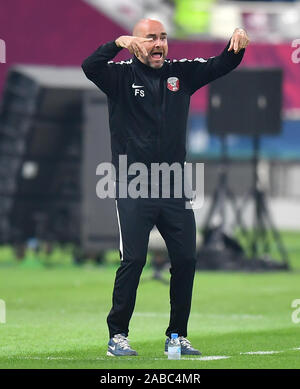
[
  {"xmin": 180, "ymin": 40, "xmax": 245, "ymax": 95},
  {"xmin": 81, "ymin": 40, "xmax": 123, "ymax": 98}
]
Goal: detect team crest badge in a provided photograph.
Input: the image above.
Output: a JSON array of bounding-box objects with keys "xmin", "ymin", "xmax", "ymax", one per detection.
[{"xmin": 167, "ymin": 77, "xmax": 179, "ymax": 92}]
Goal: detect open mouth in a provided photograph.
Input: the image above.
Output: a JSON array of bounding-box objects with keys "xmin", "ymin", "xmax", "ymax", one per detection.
[{"xmin": 151, "ymin": 52, "xmax": 163, "ymax": 60}]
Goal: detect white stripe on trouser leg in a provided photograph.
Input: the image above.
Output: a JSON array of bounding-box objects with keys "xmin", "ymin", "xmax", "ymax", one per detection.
[{"xmin": 115, "ymin": 200, "xmax": 123, "ymax": 260}]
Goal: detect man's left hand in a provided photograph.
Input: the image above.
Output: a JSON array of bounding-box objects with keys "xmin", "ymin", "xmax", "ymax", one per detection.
[{"xmin": 228, "ymin": 28, "xmax": 250, "ymax": 54}]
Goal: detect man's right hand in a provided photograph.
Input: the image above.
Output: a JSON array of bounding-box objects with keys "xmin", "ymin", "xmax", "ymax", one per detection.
[{"xmin": 115, "ymin": 36, "xmax": 152, "ymax": 58}]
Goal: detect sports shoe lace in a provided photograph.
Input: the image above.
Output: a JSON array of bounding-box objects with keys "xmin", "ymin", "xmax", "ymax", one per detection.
[
  {"xmin": 178, "ymin": 337, "xmax": 192, "ymax": 348},
  {"xmin": 114, "ymin": 334, "xmax": 130, "ymax": 349}
]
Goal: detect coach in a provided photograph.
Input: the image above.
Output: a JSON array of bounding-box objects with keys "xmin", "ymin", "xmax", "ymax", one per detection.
[{"xmin": 82, "ymin": 18, "xmax": 249, "ymax": 357}]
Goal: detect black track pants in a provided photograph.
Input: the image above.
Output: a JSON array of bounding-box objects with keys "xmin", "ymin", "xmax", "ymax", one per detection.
[{"xmin": 107, "ymin": 195, "xmax": 197, "ymax": 339}]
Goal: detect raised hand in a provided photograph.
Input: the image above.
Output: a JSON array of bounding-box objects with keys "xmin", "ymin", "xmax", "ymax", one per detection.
[
  {"xmin": 115, "ymin": 35, "xmax": 152, "ymax": 58},
  {"xmin": 228, "ymin": 28, "xmax": 250, "ymax": 54}
]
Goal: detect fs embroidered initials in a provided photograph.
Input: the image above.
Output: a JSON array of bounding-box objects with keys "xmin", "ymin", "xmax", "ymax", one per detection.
[{"xmin": 134, "ymin": 88, "xmax": 145, "ymax": 97}]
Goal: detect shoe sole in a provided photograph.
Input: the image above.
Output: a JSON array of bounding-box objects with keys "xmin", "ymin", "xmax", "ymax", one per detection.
[
  {"xmin": 107, "ymin": 351, "xmax": 138, "ymax": 357},
  {"xmin": 164, "ymin": 351, "xmax": 202, "ymax": 356}
]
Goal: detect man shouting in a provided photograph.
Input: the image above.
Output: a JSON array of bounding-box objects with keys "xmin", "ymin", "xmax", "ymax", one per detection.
[{"xmin": 82, "ymin": 18, "xmax": 249, "ymax": 357}]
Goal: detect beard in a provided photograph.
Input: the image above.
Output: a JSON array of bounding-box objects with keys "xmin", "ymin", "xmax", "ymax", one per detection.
[{"xmin": 144, "ymin": 54, "xmax": 165, "ymax": 69}]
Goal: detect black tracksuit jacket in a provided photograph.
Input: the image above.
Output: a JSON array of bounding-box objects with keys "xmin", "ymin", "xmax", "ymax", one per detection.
[{"xmin": 81, "ymin": 40, "xmax": 245, "ymax": 180}]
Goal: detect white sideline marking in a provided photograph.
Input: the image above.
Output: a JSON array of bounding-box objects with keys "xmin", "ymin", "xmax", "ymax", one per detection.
[
  {"xmin": 240, "ymin": 351, "xmax": 282, "ymax": 355},
  {"xmin": 8, "ymin": 347, "xmax": 300, "ymax": 362},
  {"xmin": 11, "ymin": 355, "xmax": 230, "ymax": 362},
  {"xmin": 182, "ymin": 356, "xmax": 230, "ymax": 361},
  {"xmin": 22, "ymin": 356, "xmax": 76, "ymax": 360}
]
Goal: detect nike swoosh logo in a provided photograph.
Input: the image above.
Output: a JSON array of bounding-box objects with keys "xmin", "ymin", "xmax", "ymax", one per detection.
[{"xmin": 132, "ymin": 83, "xmax": 144, "ymax": 88}]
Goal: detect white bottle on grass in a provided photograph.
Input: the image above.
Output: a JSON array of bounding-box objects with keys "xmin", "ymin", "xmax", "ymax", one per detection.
[{"xmin": 168, "ymin": 333, "xmax": 181, "ymax": 360}]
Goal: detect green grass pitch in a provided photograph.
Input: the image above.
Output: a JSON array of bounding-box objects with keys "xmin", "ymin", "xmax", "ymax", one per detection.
[{"xmin": 1, "ymin": 249, "xmax": 300, "ymax": 369}]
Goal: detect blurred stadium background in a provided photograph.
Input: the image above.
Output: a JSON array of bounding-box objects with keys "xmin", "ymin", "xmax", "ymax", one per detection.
[
  {"xmin": 1, "ymin": 0, "xmax": 300, "ymax": 270},
  {"xmin": 1, "ymin": 0, "xmax": 300, "ymax": 370}
]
